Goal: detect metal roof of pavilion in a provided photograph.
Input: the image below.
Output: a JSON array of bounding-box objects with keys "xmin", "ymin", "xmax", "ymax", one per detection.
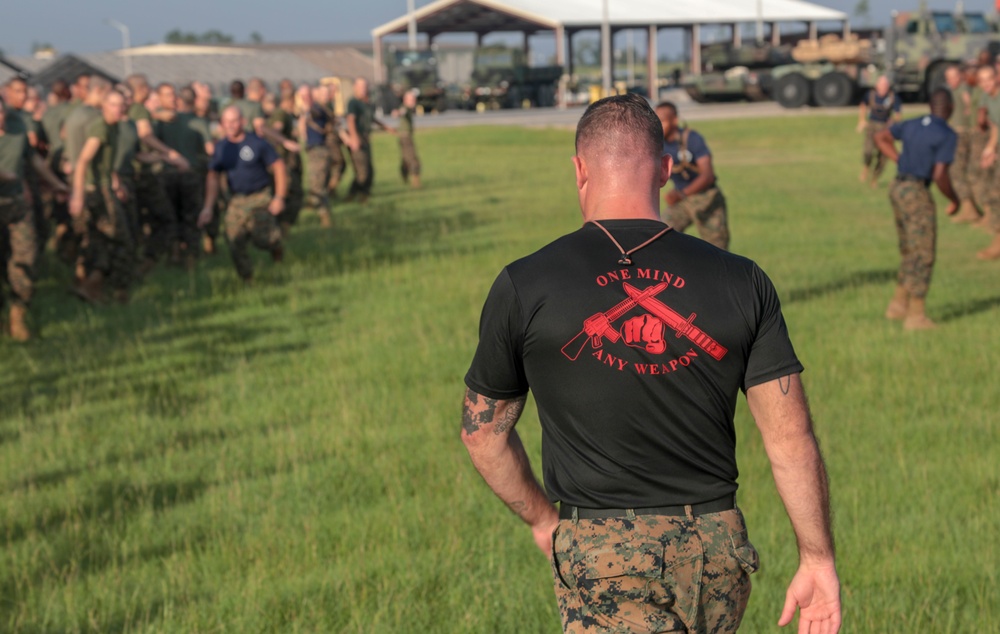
[{"xmin": 372, "ymin": 0, "xmax": 848, "ymax": 36}]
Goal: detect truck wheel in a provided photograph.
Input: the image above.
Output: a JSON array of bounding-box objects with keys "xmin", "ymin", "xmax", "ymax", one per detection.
[
  {"xmin": 813, "ymin": 72, "xmax": 854, "ymax": 108},
  {"xmin": 774, "ymin": 73, "xmax": 810, "ymax": 109}
]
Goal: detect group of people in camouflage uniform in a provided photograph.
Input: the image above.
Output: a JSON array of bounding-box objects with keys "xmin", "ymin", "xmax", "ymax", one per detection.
[{"xmin": 1, "ymin": 72, "xmax": 422, "ymax": 341}]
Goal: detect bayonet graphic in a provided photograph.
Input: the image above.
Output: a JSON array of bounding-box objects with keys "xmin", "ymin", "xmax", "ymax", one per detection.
[
  {"xmin": 561, "ymin": 282, "xmax": 668, "ymax": 361},
  {"xmin": 623, "ymin": 282, "xmax": 728, "ymax": 360}
]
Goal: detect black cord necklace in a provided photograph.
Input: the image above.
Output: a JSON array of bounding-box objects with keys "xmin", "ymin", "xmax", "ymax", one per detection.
[{"xmin": 589, "ymin": 220, "xmax": 672, "ymax": 266}]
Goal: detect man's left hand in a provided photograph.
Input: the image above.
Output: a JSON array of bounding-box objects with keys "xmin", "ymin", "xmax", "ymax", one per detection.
[
  {"xmin": 666, "ymin": 189, "xmax": 684, "ymax": 206},
  {"xmin": 268, "ymin": 197, "xmax": 285, "ymax": 216}
]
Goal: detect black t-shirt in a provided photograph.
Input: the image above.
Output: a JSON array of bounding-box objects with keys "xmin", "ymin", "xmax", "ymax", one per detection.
[{"xmin": 465, "ymin": 220, "xmax": 803, "ymax": 509}]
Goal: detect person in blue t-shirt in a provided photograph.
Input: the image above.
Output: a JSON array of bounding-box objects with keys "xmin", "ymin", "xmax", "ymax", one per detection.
[
  {"xmin": 874, "ymin": 89, "xmax": 959, "ymax": 331},
  {"xmin": 197, "ymin": 106, "xmax": 287, "ymax": 283},
  {"xmin": 857, "ymin": 76, "xmax": 903, "ymax": 188},
  {"xmin": 656, "ymin": 101, "xmax": 730, "ymax": 251}
]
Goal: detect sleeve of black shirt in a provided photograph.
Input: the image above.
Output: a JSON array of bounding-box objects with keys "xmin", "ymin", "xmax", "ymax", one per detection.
[
  {"xmin": 742, "ymin": 264, "xmax": 804, "ymax": 392},
  {"xmin": 464, "ymin": 268, "xmax": 530, "ymax": 400}
]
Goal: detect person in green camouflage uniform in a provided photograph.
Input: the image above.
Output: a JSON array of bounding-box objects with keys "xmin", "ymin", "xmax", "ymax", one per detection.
[
  {"xmin": 656, "ymin": 101, "xmax": 730, "ymax": 251},
  {"xmin": 974, "ymin": 65, "xmax": 1000, "ymax": 259},
  {"xmin": 39, "ymin": 80, "xmax": 74, "ymax": 260},
  {"xmin": 300, "ymin": 84, "xmax": 333, "ymax": 225},
  {"xmin": 324, "ymin": 82, "xmax": 347, "ymax": 196},
  {"xmin": 1, "ymin": 96, "xmax": 67, "ymax": 339},
  {"xmin": 346, "ymin": 78, "xmax": 394, "ymax": 203},
  {"xmin": 875, "ymin": 90, "xmax": 960, "ymax": 330},
  {"xmin": 856, "ymin": 77, "xmax": 902, "ymax": 188},
  {"xmin": 396, "ymin": 91, "xmax": 421, "ymax": 188},
  {"xmin": 68, "ymin": 90, "xmax": 133, "ymax": 304},
  {"xmin": 155, "ymin": 83, "xmax": 210, "ymax": 265},
  {"xmin": 123, "ymin": 75, "xmax": 189, "ymax": 274},
  {"xmin": 268, "ymin": 84, "xmax": 303, "ymax": 234},
  {"xmin": 945, "ymin": 65, "xmax": 981, "ymax": 223}
]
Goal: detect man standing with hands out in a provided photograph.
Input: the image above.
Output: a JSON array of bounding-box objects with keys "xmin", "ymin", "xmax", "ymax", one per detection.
[{"xmin": 462, "ymin": 93, "xmax": 839, "ymax": 633}]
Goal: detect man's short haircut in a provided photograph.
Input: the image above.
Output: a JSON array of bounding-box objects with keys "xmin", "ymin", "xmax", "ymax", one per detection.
[
  {"xmin": 5, "ymin": 76, "xmax": 27, "ymax": 88},
  {"xmin": 230, "ymin": 80, "xmax": 245, "ymax": 99},
  {"xmin": 575, "ymin": 93, "xmax": 663, "ymax": 164},
  {"xmin": 88, "ymin": 76, "xmax": 111, "ymax": 95},
  {"xmin": 654, "ymin": 101, "xmax": 678, "ymax": 116},
  {"xmin": 978, "ymin": 64, "xmax": 997, "ymax": 76},
  {"xmin": 74, "ymin": 73, "xmax": 91, "ymax": 85},
  {"xmin": 125, "ymin": 74, "xmax": 148, "ymax": 91},
  {"xmin": 179, "ymin": 85, "xmax": 196, "ymax": 106},
  {"xmin": 50, "ymin": 79, "xmax": 71, "ymax": 101},
  {"xmin": 156, "ymin": 82, "xmax": 174, "ymax": 93},
  {"xmin": 929, "ymin": 88, "xmax": 953, "ymax": 114}
]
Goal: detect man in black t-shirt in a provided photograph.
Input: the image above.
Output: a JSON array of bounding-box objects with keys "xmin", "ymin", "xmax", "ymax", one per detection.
[{"xmin": 462, "ymin": 94, "xmax": 840, "ymax": 633}]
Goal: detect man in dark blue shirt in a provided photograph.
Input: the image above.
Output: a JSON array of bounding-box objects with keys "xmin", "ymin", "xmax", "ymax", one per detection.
[
  {"xmin": 198, "ymin": 106, "xmax": 287, "ymax": 282},
  {"xmin": 875, "ymin": 89, "xmax": 959, "ymax": 330},
  {"xmin": 858, "ymin": 76, "xmax": 903, "ymax": 188},
  {"xmin": 656, "ymin": 101, "xmax": 730, "ymax": 251}
]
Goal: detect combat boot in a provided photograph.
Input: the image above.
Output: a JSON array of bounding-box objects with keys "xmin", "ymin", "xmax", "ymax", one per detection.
[
  {"xmin": 902, "ymin": 298, "xmax": 936, "ymax": 331},
  {"xmin": 976, "ymin": 233, "xmax": 1000, "ymax": 260},
  {"xmin": 884, "ymin": 286, "xmax": 909, "ymax": 320},
  {"xmin": 318, "ymin": 211, "xmax": 332, "ymax": 228},
  {"xmin": 8, "ymin": 304, "xmax": 30, "ymax": 342},
  {"xmin": 411, "ymin": 175, "xmax": 422, "ymax": 189},
  {"xmin": 271, "ymin": 245, "xmax": 284, "ymax": 263},
  {"xmin": 950, "ymin": 200, "xmax": 981, "ymax": 224},
  {"xmin": 72, "ymin": 270, "xmax": 106, "ymax": 305}
]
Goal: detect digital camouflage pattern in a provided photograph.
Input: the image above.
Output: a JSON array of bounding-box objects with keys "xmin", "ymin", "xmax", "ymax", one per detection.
[
  {"xmin": 889, "ymin": 179, "xmax": 936, "ymax": 299},
  {"xmin": 863, "ymin": 121, "xmax": 889, "ymax": 178},
  {"xmin": 552, "ymin": 509, "xmax": 758, "ymax": 633},
  {"xmin": 348, "ymin": 143, "xmax": 374, "ymax": 198},
  {"xmin": 136, "ymin": 171, "xmax": 177, "ymax": 262},
  {"xmin": 224, "ymin": 190, "xmax": 282, "ymax": 280},
  {"xmin": 81, "ymin": 186, "xmax": 134, "ymax": 291},
  {"xmin": 1, "ymin": 196, "xmax": 37, "ymax": 308},
  {"xmin": 399, "ymin": 135, "xmax": 421, "ymax": 181},
  {"xmin": 967, "ymin": 128, "xmax": 997, "ymax": 217},
  {"xmin": 305, "ymin": 145, "xmax": 332, "ymax": 209},
  {"xmin": 950, "ymin": 129, "xmax": 973, "ymax": 203},
  {"xmin": 160, "ymin": 169, "xmax": 204, "ymax": 254},
  {"xmin": 279, "ymin": 157, "xmax": 304, "ymax": 229},
  {"xmin": 663, "ymin": 187, "xmax": 730, "ymax": 251}
]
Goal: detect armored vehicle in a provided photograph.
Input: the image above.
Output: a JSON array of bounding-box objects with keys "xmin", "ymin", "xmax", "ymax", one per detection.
[
  {"xmin": 378, "ymin": 48, "xmax": 447, "ymax": 113},
  {"xmin": 463, "ymin": 46, "xmax": 562, "ymax": 110}
]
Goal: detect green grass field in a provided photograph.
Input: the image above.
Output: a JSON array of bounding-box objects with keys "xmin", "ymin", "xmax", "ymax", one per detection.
[{"xmin": 2, "ymin": 114, "xmax": 998, "ymax": 633}]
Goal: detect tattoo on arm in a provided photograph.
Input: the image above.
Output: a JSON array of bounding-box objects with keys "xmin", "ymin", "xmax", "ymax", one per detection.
[
  {"xmin": 779, "ymin": 375, "xmax": 791, "ymax": 396},
  {"xmin": 493, "ymin": 397, "xmax": 526, "ymax": 436},
  {"xmin": 461, "ymin": 390, "xmax": 498, "ymax": 435}
]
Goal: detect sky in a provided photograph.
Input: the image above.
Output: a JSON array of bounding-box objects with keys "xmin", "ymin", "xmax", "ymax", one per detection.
[{"xmin": 0, "ymin": 0, "xmax": 994, "ymax": 58}]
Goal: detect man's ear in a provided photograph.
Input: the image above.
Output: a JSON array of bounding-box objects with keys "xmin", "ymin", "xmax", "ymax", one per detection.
[
  {"xmin": 659, "ymin": 154, "xmax": 673, "ymax": 188},
  {"xmin": 573, "ymin": 155, "xmax": 588, "ymax": 190}
]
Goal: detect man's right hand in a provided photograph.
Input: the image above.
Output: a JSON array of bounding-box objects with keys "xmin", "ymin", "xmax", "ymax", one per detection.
[
  {"xmin": 530, "ymin": 513, "xmax": 560, "ymax": 560},
  {"xmin": 855, "ymin": 122, "xmax": 866, "ymax": 134},
  {"xmin": 197, "ymin": 207, "xmax": 213, "ymax": 228},
  {"xmin": 778, "ymin": 562, "xmax": 841, "ymax": 633},
  {"xmin": 69, "ymin": 194, "xmax": 84, "ymax": 218}
]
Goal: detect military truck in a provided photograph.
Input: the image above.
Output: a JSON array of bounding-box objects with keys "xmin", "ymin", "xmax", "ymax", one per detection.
[
  {"xmin": 771, "ymin": 9, "xmax": 1000, "ymax": 108},
  {"xmin": 682, "ymin": 41, "xmax": 793, "ymax": 103},
  {"xmin": 378, "ymin": 48, "xmax": 447, "ymax": 114},
  {"xmin": 463, "ymin": 46, "xmax": 562, "ymax": 110}
]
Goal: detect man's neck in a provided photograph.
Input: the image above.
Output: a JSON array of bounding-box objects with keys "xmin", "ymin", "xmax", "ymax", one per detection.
[{"xmin": 230, "ymin": 131, "xmax": 247, "ymax": 143}]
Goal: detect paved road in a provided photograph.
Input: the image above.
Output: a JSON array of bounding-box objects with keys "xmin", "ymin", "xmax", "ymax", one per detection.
[{"xmin": 381, "ymin": 91, "xmax": 855, "ymax": 129}]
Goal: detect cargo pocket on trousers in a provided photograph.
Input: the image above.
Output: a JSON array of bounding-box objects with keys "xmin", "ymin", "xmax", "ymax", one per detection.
[
  {"xmin": 730, "ymin": 529, "xmax": 760, "ymax": 575},
  {"xmin": 576, "ymin": 541, "xmax": 663, "ymax": 613},
  {"xmin": 551, "ymin": 522, "xmax": 573, "ymax": 591}
]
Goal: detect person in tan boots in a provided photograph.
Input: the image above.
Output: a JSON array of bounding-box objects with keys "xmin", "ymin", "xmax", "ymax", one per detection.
[{"xmin": 875, "ymin": 90, "xmax": 959, "ymax": 330}]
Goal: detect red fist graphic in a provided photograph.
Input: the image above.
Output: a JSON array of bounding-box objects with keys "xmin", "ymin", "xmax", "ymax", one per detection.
[{"xmin": 621, "ymin": 314, "xmax": 667, "ymax": 354}]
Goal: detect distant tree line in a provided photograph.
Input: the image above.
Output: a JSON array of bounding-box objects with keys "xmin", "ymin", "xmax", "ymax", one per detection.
[{"xmin": 164, "ymin": 30, "xmax": 264, "ymax": 44}]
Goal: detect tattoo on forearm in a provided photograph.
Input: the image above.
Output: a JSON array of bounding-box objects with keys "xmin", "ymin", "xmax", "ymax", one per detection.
[
  {"xmin": 493, "ymin": 397, "xmax": 526, "ymax": 436},
  {"xmin": 461, "ymin": 390, "xmax": 499, "ymax": 435},
  {"xmin": 508, "ymin": 500, "xmax": 528, "ymax": 518},
  {"xmin": 779, "ymin": 375, "xmax": 791, "ymax": 395}
]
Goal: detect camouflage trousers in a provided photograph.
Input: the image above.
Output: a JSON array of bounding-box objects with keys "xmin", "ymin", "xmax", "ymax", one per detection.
[
  {"xmin": 160, "ymin": 169, "xmax": 204, "ymax": 255},
  {"xmin": 889, "ymin": 179, "xmax": 936, "ymax": 299},
  {"xmin": 399, "ymin": 135, "xmax": 421, "ymax": 180},
  {"xmin": 78, "ymin": 186, "xmax": 134, "ymax": 291},
  {"xmin": 224, "ymin": 190, "xmax": 282, "ymax": 280},
  {"xmin": 305, "ymin": 145, "xmax": 332, "ymax": 209},
  {"xmin": 136, "ymin": 170, "xmax": 177, "ymax": 262},
  {"xmin": 863, "ymin": 121, "xmax": 889, "ymax": 178},
  {"xmin": 968, "ymin": 129, "xmax": 1000, "ymax": 229},
  {"xmin": 279, "ymin": 158, "xmax": 305, "ymax": 228},
  {"xmin": 328, "ymin": 137, "xmax": 347, "ymax": 191},
  {"xmin": 663, "ymin": 186, "xmax": 729, "ymax": 251},
  {"xmin": 0, "ymin": 196, "xmax": 37, "ymax": 309},
  {"xmin": 552, "ymin": 508, "xmax": 758, "ymax": 633},
  {"xmin": 950, "ymin": 128, "xmax": 973, "ymax": 203},
  {"xmin": 348, "ymin": 142, "xmax": 374, "ymax": 197}
]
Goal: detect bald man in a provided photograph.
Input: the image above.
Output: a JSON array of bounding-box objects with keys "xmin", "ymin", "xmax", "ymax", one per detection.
[
  {"xmin": 345, "ymin": 77, "xmax": 394, "ymax": 203},
  {"xmin": 198, "ymin": 106, "xmax": 286, "ymax": 283},
  {"xmin": 462, "ymin": 93, "xmax": 840, "ymax": 634}
]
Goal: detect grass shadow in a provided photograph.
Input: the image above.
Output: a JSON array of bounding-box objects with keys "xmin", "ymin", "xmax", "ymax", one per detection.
[
  {"xmin": 935, "ymin": 295, "xmax": 1000, "ymax": 323},
  {"xmin": 785, "ymin": 269, "xmax": 897, "ymax": 303}
]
